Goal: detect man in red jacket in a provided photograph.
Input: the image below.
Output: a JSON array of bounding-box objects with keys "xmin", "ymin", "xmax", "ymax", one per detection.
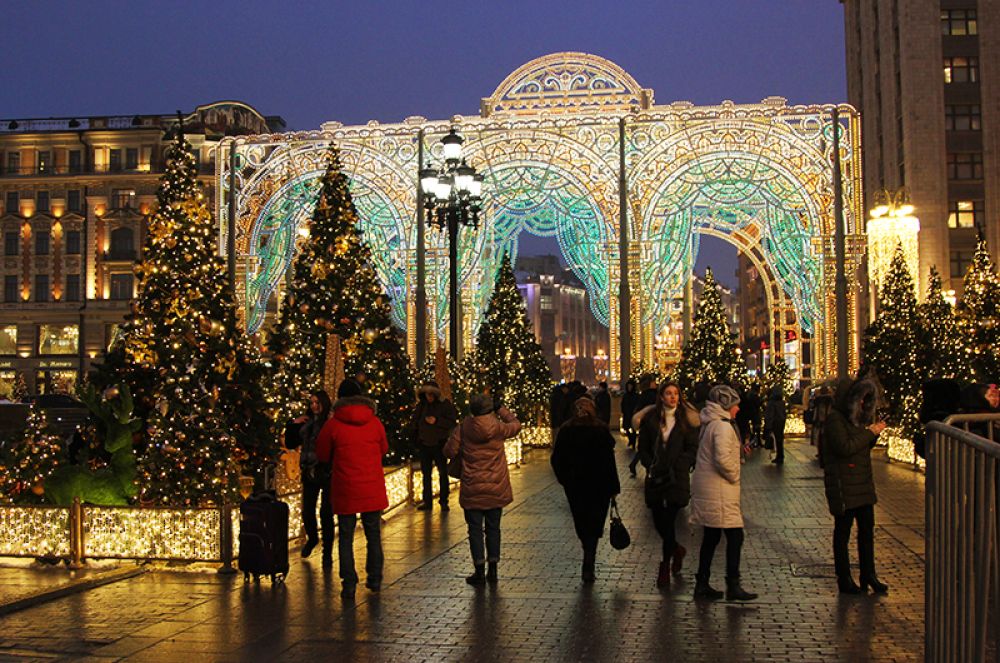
[{"xmin": 315, "ymin": 378, "xmax": 389, "ymax": 599}]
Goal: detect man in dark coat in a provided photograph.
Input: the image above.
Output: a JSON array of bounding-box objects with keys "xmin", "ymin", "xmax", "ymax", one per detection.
[
  {"xmin": 763, "ymin": 386, "xmax": 787, "ymax": 464},
  {"xmin": 409, "ymin": 380, "xmax": 458, "ymax": 511},
  {"xmin": 594, "ymin": 381, "xmax": 612, "ymax": 426}
]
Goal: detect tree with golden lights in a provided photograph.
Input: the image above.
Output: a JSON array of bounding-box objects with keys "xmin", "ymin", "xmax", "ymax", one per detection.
[
  {"xmin": 675, "ymin": 268, "xmax": 745, "ymax": 391},
  {"xmin": 958, "ymin": 236, "xmax": 1000, "ymax": 382},
  {"xmin": 102, "ymin": 125, "xmax": 277, "ymax": 506},
  {"xmin": 0, "ymin": 405, "xmax": 64, "ymax": 503},
  {"xmin": 268, "ymin": 148, "xmax": 414, "ymax": 462},
  {"xmin": 917, "ymin": 266, "xmax": 971, "ymax": 381}
]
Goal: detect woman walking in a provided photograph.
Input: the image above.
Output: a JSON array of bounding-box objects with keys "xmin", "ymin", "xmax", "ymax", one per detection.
[
  {"xmin": 637, "ymin": 381, "xmax": 700, "ymax": 587},
  {"xmin": 690, "ymin": 385, "xmax": 757, "ymax": 601},
  {"xmin": 823, "ymin": 377, "xmax": 888, "ymax": 594},
  {"xmin": 621, "ymin": 379, "xmax": 640, "ymax": 449},
  {"xmin": 551, "ymin": 396, "xmax": 620, "ymax": 583},
  {"xmin": 315, "ymin": 379, "xmax": 389, "ymax": 599},
  {"xmin": 284, "ymin": 390, "xmax": 334, "ymax": 566},
  {"xmin": 764, "ymin": 386, "xmax": 787, "ymax": 464},
  {"xmin": 444, "ymin": 393, "xmax": 521, "ymax": 586}
]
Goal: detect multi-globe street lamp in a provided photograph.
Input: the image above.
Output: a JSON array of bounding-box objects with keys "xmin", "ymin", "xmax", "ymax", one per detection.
[
  {"xmin": 866, "ymin": 187, "xmax": 920, "ymax": 294},
  {"xmin": 419, "ymin": 129, "xmax": 484, "ymax": 360}
]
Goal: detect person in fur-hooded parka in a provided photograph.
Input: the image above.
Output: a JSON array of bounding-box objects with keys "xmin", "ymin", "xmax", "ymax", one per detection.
[{"xmin": 408, "ymin": 380, "xmax": 457, "ymax": 511}]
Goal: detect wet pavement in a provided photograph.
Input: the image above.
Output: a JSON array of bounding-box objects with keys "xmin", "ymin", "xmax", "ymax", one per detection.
[{"xmin": 0, "ymin": 436, "xmax": 925, "ymax": 662}]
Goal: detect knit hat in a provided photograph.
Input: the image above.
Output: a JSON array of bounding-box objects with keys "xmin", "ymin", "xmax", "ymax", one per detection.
[
  {"xmin": 469, "ymin": 393, "xmax": 494, "ymax": 416},
  {"xmin": 708, "ymin": 384, "xmax": 741, "ymax": 410},
  {"xmin": 573, "ymin": 395, "xmax": 597, "ymax": 418},
  {"xmin": 337, "ymin": 378, "xmax": 363, "ymax": 398}
]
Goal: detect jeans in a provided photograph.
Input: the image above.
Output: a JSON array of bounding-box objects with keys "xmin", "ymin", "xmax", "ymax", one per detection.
[
  {"xmin": 464, "ymin": 508, "xmax": 502, "ymax": 564},
  {"xmin": 833, "ymin": 504, "xmax": 875, "ymax": 580},
  {"xmin": 418, "ymin": 442, "xmax": 449, "ymax": 504},
  {"xmin": 696, "ymin": 526, "xmax": 745, "ymax": 580},
  {"xmin": 337, "ymin": 511, "xmax": 383, "ymax": 587},
  {"xmin": 651, "ymin": 503, "xmax": 683, "ymax": 560},
  {"xmin": 301, "ymin": 479, "xmax": 333, "ymax": 550}
]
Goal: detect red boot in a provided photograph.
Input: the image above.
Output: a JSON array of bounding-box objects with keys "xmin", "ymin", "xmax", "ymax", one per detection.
[
  {"xmin": 671, "ymin": 544, "xmax": 687, "ymax": 575},
  {"xmin": 656, "ymin": 561, "xmax": 670, "ymax": 588}
]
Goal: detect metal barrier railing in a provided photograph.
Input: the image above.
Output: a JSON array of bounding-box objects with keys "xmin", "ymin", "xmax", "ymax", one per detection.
[{"xmin": 925, "ymin": 414, "xmax": 1000, "ymax": 663}]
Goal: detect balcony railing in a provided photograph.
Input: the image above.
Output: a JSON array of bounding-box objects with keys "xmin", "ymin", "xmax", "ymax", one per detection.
[{"xmin": 1, "ymin": 163, "xmax": 215, "ymax": 178}]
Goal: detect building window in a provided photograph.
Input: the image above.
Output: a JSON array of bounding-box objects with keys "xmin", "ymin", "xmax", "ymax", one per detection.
[
  {"xmin": 35, "ymin": 231, "xmax": 50, "ymax": 256},
  {"xmin": 112, "ymin": 189, "xmax": 135, "ymax": 209},
  {"xmin": 35, "ymin": 190, "xmax": 49, "ymax": 213},
  {"xmin": 65, "ymin": 230, "xmax": 81, "ymax": 255},
  {"xmin": 947, "ymin": 152, "xmax": 983, "ymax": 180},
  {"xmin": 945, "ymin": 104, "xmax": 981, "ymax": 131},
  {"xmin": 948, "ymin": 200, "xmax": 984, "ymax": 229},
  {"xmin": 942, "ymin": 9, "xmax": 977, "ymax": 35},
  {"xmin": 64, "ymin": 274, "xmax": 80, "ymax": 302},
  {"xmin": 540, "ymin": 295, "xmax": 553, "ymax": 311},
  {"xmin": 6, "ymin": 152, "xmax": 20, "ymax": 175},
  {"xmin": 38, "ymin": 324, "xmax": 78, "ymax": 355},
  {"xmin": 109, "ymin": 273, "xmax": 133, "ymax": 300},
  {"xmin": 5, "ymin": 192, "xmax": 18, "ymax": 215},
  {"xmin": 951, "ymin": 250, "xmax": 974, "ymax": 278},
  {"xmin": 109, "ymin": 227, "xmax": 134, "ymax": 255},
  {"xmin": 68, "ymin": 150, "xmax": 82, "ymax": 174},
  {"xmin": 108, "ymin": 149, "xmax": 122, "ymax": 172},
  {"xmin": 125, "ymin": 148, "xmax": 138, "ymax": 170},
  {"xmin": 34, "ymin": 274, "xmax": 49, "ymax": 302},
  {"xmin": 4, "ymin": 276, "xmax": 18, "ymax": 303},
  {"xmin": 944, "ymin": 57, "xmax": 979, "ymax": 83},
  {"xmin": 67, "ymin": 189, "xmax": 81, "ymax": 213},
  {"xmin": 36, "ymin": 151, "xmax": 50, "ymax": 174},
  {"xmin": 4, "ymin": 232, "xmax": 18, "ymax": 256},
  {"xmin": 0, "ymin": 325, "xmax": 16, "ymax": 355}
]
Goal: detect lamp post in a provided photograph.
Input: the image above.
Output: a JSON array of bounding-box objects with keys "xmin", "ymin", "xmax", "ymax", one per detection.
[
  {"xmin": 419, "ymin": 128, "xmax": 483, "ymax": 360},
  {"xmin": 867, "ymin": 188, "xmax": 920, "ymax": 295},
  {"xmin": 593, "ymin": 349, "xmax": 609, "ymax": 383}
]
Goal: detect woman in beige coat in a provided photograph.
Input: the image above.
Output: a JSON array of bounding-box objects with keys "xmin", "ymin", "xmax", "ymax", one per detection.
[
  {"xmin": 444, "ymin": 393, "xmax": 521, "ymax": 586},
  {"xmin": 689, "ymin": 385, "xmax": 757, "ymax": 601}
]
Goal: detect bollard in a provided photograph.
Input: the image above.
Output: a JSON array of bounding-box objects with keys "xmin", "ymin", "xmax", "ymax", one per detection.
[
  {"xmin": 217, "ymin": 503, "xmax": 237, "ymax": 575},
  {"xmin": 68, "ymin": 497, "xmax": 84, "ymax": 569}
]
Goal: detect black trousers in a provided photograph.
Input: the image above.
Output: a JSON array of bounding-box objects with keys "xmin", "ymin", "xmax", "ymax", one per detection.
[
  {"xmin": 696, "ymin": 526, "xmax": 744, "ymax": 580},
  {"xmin": 773, "ymin": 428, "xmax": 785, "ymax": 460},
  {"xmin": 419, "ymin": 442, "xmax": 449, "ymax": 504},
  {"xmin": 651, "ymin": 503, "xmax": 683, "ymax": 561},
  {"xmin": 833, "ymin": 503, "xmax": 876, "ymax": 580},
  {"xmin": 302, "ymin": 479, "xmax": 334, "ymax": 549}
]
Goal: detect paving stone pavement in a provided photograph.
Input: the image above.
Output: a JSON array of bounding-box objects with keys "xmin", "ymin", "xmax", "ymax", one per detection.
[{"xmin": 0, "ymin": 436, "xmax": 925, "ymax": 662}]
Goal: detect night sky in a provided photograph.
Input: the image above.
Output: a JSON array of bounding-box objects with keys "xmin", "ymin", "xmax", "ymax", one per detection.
[{"xmin": 1, "ymin": 1, "xmax": 847, "ymax": 288}]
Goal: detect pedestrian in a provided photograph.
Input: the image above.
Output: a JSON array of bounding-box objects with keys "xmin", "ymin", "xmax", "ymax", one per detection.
[
  {"xmin": 822, "ymin": 377, "xmax": 888, "ymax": 595},
  {"xmin": 444, "ymin": 393, "xmax": 521, "ymax": 586},
  {"xmin": 621, "ymin": 379, "xmax": 640, "ymax": 449},
  {"xmin": 690, "ymin": 384, "xmax": 757, "ymax": 601},
  {"xmin": 550, "ymin": 383, "xmax": 569, "ymax": 431},
  {"xmin": 284, "ymin": 390, "xmax": 334, "ymax": 565},
  {"xmin": 960, "ymin": 383, "xmax": 1000, "ymax": 440},
  {"xmin": 315, "ymin": 379, "xmax": 388, "ymax": 599},
  {"xmin": 807, "ymin": 385, "xmax": 834, "ymax": 466},
  {"xmin": 736, "ymin": 383, "xmax": 761, "ymax": 446},
  {"xmin": 594, "ymin": 381, "xmax": 612, "ymax": 426},
  {"xmin": 764, "ymin": 386, "xmax": 787, "ymax": 464},
  {"xmin": 551, "ymin": 396, "xmax": 620, "ymax": 583},
  {"xmin": 628, "ymin": 375, "xmax": 659, "ymax": 477},
  {"xmin": 637, "ymin": 381, "xmax": 700, "ymax": 587},
  {"xmin": 409, "ymin": 380, "xmax": 457, "ymax": 511}
]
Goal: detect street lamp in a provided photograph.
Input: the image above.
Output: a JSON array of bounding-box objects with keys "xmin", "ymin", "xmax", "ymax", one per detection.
[
  {"xmin": 867, "ymin": 188, "xmax": 920, "ymax": 291},
  {"xmin": 593, "ymin": 349, "xmax": 609, "ymax": 383},
  {"xmin": 419, "ymin": 128, "xmax": 484, "ymax": 360}
]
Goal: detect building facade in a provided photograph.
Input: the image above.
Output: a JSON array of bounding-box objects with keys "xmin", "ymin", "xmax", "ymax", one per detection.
[
  {"xmin": 0, "ymin": 102, "xmax": 283, "ymax": 397},
  {"xmin": 841, "ymin": 0, "xmax": 1000, "ymax": 299}
]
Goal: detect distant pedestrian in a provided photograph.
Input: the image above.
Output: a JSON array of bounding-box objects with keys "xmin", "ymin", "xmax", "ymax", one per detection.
[
  {"xmin": 444, "ymin": 393, "xmax": 521, "ymax": 586},
  {"xmin": 551, "ymin": 396, "xmax": 620, "ymax": 583},
  {"xmin": 621, "ymin": 379, "xmax": 640, "ymax": 449},
  {"xmin": 807, "ymin": 386, "xmax": 834, "ymax": 466},
  {"xmin": 822, "ymin": 377, "xmax": 888, "ymax": 595},
  {"xmin": 764, "ymin": 386, "xmax": 787, "ymax": 464},
  {"xmin": 736, "ymin": 384, "xmax": 761, "ymax": 446},
  {"xmin": 690, "ymin": 385, "xmax": 757, "ymax": 601},
  {"xmin": 284, "ymin": 390, "xmax": 334, "ymax": 565},
  {"xmin": 594, "ymin": 382, "xmax": 612, "ymax": 426},
  {"xmin": 408, "ymin": 380, "xmax": 457, "ymax": 511},
  {"xmin": 628, "ymin": 376, "xmax": 659, "ymax": 477},
  {"xmin": 637, "ymin": 381, "xmax": 700, "ymax": 587},
  {"xmin": 550, "ymin": 383, "xmax": 570, "ymax": 431},
  {"xmin": 960, "ymin": 383, "xmax": 1000, "ymax": 439},
  {"xmin": 315, "ymin": 379, "xmax": 388, "ymax": 599}
]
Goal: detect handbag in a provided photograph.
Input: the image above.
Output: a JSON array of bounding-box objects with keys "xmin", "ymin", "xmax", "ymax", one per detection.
[
  {"xmin": 608, "ymin": 498, "xmax": 631, "ymax": 550},
  {"xmin": 446, "ymin": 424, "xmax": 463, "ymax": 480}
]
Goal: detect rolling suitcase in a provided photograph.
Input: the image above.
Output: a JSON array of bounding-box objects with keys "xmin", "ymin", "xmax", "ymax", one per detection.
[{"xmin": 238, "ymin": 493, "xmax": 290, "ymax": 583}]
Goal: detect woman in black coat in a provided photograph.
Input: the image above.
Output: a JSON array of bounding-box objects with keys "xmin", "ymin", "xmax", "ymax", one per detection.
[
  {"xmin": 551, "ymin": 396, "xmax": 621, "ymax": 583},
  {"xmin": 621, "ymin": 380, "xmax": 640, "ymax": 449},
  {"xmin": 637, "ymin": 381, "xmax": 700, "ymax": 587},
  {"xmin": 284, "ymin": 390, "xmax": 334, "ymax": 565}
]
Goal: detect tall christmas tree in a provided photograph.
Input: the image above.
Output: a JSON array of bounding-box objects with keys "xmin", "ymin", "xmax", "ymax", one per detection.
[
  {"xmin": 268, "ymin": 149, "xmax": 414, "ymax": 462},
  {"xmin": 862, "ymin": 245, "xmax": 922, "ymax": 440},
  {"xmin": 959, "ymin": 236, "xmax": 1000, "ymax": 382},
  {"xmin": 469, "ymin": 257, "xmax": 551, "ymax": 425},
  {"xmin": 761, "ymin": 357, "xmax": 792, "ymax": 403},
  {"xmin": 0, "ymin": 405, "xmax": 64, "ymax": 503},
  {"xmin": 675, "ymin": 268, "xmax": 745, "ymax": 391},
  {"xmin": 104, "ymin": 124, "xmax": 276, "ymax": 505},
  {"xmin": 917, "ymin": 266, "xmax": 970, "ymax": 381}
]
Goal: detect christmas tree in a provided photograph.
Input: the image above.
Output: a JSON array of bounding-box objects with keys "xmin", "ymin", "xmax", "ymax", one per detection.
[
  {"xmin": 268, "ymin": 148, "xmax": 414, "ymax": 462},
  {"xmin": 862, "ymin": 245, "xmax": 922, "ymax": 440},
  {"xmin": 104, "ymin": 123, "xmax": 276, "ymax": 505},
  {"xmin": 468, "ymin": 257, "xmax": 551, "ymax": 424},
  {"xmin": 675, "ymin": 268, "xmax": 745, "ymax": 391},
  {"xmin": 0, "ymin": 405, "xmax": 64, "ymax": 503},
  {"xmin": 959, "ymin": 236, "xmax": 1000, "ymax": 382},
  {"xmin": 917, "ymin": 266, "xmax": 970, "ymax": 381},
  {"xmin": 761, "ymin": 358, "xmax": 792, "ymax": 403}
]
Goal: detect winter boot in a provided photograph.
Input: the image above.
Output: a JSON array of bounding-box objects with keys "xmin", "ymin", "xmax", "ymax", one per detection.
[
  {"xmin": 725, "ymin": 576, "xmax": 758, "ymax": 601},
  {"xmin": 656, "ymin": 561, "xmax": 670, "ymax": 588},
  {"xmin": 466, "ymin": 564, "xmax": 486, "ymax": 586},
  {"xmin": 486, "ymin": 562, "xmax": 498, "ymax": 584},
  {"xmin": 671, "ymin": 544, "xmax": 687, "ymax": 575},
  {"xmin": 582, "ymin": 549, "xmax": 596, "ymax": 583},
  {"xmin": 693, "ymin": 573, "xmax": 723, "ymax": 600}
]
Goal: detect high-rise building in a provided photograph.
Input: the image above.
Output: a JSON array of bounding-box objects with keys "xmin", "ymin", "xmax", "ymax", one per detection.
[
  {"xmin": 0, "ymin": 102, "xmax": 284, "ymax": 396},
  {"xmin": 840, "ymin": 1, "xmax": 1000, "ymax": 299}
]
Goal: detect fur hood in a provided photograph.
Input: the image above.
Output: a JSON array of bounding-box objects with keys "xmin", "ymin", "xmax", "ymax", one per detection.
[
  {"xmin": 417, "ymin": 383, "xmax": 442, "ymax": 400},
  {"xmin": 835, "ymin": 377, "xmax": 879, "ymax": 428},
  {"xmin": 333, "ymin": 394, "xmax": 378, "ymax": 415}
]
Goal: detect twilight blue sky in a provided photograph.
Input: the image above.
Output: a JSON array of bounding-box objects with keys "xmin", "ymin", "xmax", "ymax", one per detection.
[{"xmin": 1, "ymin": 0, "xmax": 848, "ymax": 287}]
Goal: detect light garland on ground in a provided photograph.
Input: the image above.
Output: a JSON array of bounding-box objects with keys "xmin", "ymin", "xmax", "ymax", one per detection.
[
  {"xmin": 0, "ymin": 506, "xmax": 70, "ymax": 557},
  {"xmin": 883, "ymin": 425, "xmax": 926, "ymax": 469},
  {"xmin": 83, "ymin": 507, "xmax": 222, "ymax": 560},
  {"xmin": 517, "ymin": 426, "xmax": 552, "ymax": 448},
  {"xmin": 785, "ymin": 413, "xmax": 806, "ymax": 436}
]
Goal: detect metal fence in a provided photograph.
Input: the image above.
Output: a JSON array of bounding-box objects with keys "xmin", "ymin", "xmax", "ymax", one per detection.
[{"xmin": 925, "ymin": 414, "xmax": 1000, "ymax": 663}]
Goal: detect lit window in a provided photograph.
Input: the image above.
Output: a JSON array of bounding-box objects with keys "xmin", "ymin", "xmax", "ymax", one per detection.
[
  {"xmin": 942, "ymin": 9, "xmax": 977, "ymax": 36},
  {"xmin": 944, "ymin": 57, "xmax": 979, "ymax": 83},
  {"xmin": 947, "ymin": 200, "xmax": 983, "ymax": 229},
  {"xmin": 0, "ymin": 325, "xmax": 16, "ymax": 355},
  {"xmin": 112, "ymin": 189, "xmax": 135, "ymax": 210},
  {"xmin": 540, "ymin": 295, "xmax": 553, "ymax": 310},
  {"xmin": 36, "ymin": 151, "xmax": 50, "ymax": 174},
  {"xmin": 38, "ymin": 324, "xmax": 78, "ymax": 355}
]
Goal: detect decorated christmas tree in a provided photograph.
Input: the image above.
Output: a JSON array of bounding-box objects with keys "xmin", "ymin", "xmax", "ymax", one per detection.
[
  {"xmin": 761, "ymin": 358, "xmax": 792, "ymax": 403},
  {"xmin": 102, "ymin": 123, "xmax": 276, "ymax": 505},
  {"xmin": 0, "ymin": 405, "xmax": 64, "ymax": 503},
  {"xmin": 468, "ymin": 257, "xmax": 551, "ymax": 425},
  {"xmin": 675, "ymin": 268, "xmax": 745, "ymax": 391},
  {"xmin": 862, "ymin": 245, "xmax": 922, "ymax": 440},
  {"xmin": 917, "ymin": 266, "xmax": 970, "ymax": 381},
  {"xmin": 268, "ymin": 148, "xmax": 414, "ymax": 462},
  {"xmin": 959, "ymin": 236, "xmax": 1000, "ymax": 382}
]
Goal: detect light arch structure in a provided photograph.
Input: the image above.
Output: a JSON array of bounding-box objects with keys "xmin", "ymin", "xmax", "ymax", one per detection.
[{"xmin": 218, "ymin": 52, "xmax": 864, "ymax": 381}]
